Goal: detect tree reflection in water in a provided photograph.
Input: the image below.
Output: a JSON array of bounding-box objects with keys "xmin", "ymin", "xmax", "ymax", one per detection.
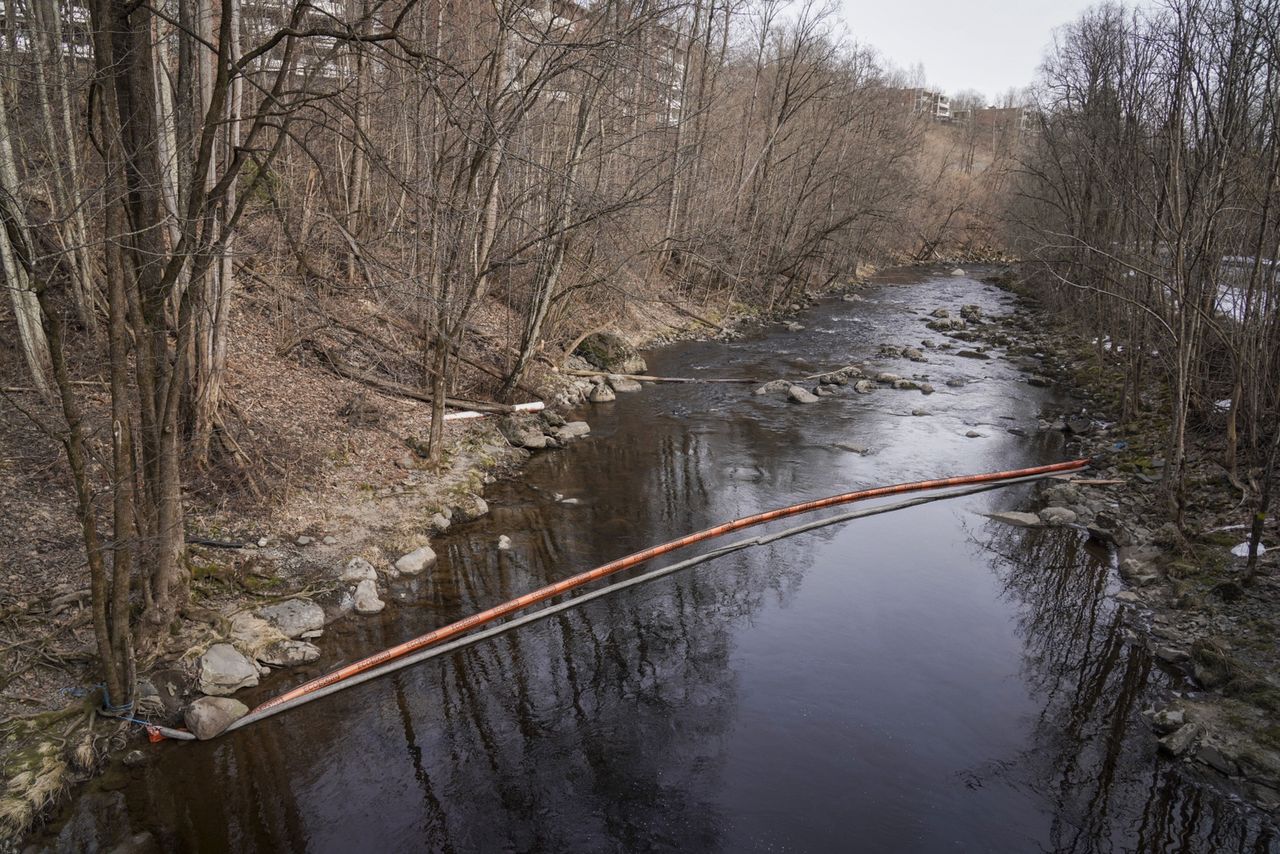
[{"xmin": 978, "ymin": 523, "xmax": 1277, "ymax": 852}]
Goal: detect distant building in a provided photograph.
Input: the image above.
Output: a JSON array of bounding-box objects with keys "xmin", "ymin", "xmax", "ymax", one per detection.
[{"xmin": 887, "ymin": 87, "xmax": 952, "ymax": 122}]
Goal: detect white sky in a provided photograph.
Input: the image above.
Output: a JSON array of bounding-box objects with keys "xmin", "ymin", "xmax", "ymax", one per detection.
[{"xmin": 838, "ymin": 0, "xmax": 1103, "ymax": 100}]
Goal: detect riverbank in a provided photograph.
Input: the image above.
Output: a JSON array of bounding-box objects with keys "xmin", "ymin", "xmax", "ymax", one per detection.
[{"xmin": 975, "ymin": 266, "xmax": 1280, "ymax": 815}]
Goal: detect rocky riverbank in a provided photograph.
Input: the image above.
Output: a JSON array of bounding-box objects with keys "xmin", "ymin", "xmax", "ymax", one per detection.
[{"xmin": 969, "ymin": 268, "xmax": 1280, "ymax": 816}]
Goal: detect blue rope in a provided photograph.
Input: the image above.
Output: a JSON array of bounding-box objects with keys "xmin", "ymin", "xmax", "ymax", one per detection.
[{"xmin": 100, "ymin": 685, "xmax": 134, "ymax": 717}]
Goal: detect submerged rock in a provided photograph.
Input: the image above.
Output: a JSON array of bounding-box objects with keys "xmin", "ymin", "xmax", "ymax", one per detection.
[
  {"xmin": 198, "ymin": 644, "xmax": 259, "ymax": 696},
  {"xmin": 184, "ymin": 697, "xmax": 249, "ymax": 740}
]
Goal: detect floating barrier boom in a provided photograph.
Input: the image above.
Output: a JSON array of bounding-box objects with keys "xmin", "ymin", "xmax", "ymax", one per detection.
[{"xmin": 144, "ymin": 458, "xmax": 1089, "ymax": 741}]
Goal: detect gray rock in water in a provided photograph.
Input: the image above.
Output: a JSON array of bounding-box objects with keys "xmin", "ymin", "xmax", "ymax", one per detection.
[
  {"xmin": 1039, "ymin": 506, "xmax": 1078, "ymax": 526},
  {"xmin": 918, "ymin": 383, "xmax": 935, "ymax": 395},
  {"xmin": 784, "ymin": 321, "xmax": 805, "ymax": 332},
  {"xmin": 198, "ymin": 643, "xmax": 259, "ymax": 696},
  {"xmin": 353, "ymin": 579, "xmax": 386, "ymax": 615},
  {"xmin": 950, "ymin": 268, "xmax": 965, "ymax": 276},
  {"xmin": 930, "ymin": 308, "xmax": 951, "ymax": 319},
  {"xmin": 814, "ymin": 386, "xmax": 838, "ymax": 397},
  {"xmin": 875, "ymin": 372, "xmax": 901, "ymax": 384},
  {"xmin": 903, "ymin": 347, "xmax": 927, "ymax": 362},
  {"xmin": 255, "ymin": 599, "xmax": 325, "ymax": 640},
  {"xmin": 946, "ymin": 377, "xmax": 967, "ymax": 388},
  {"xmin": 986, "ymin": 511, "xmax": 1042, "ymax": 528},
  {"xmin": 608, "ymin": 375, "xmax": 643, "ymax": 393},
  {"xmin": 1159, "ymin": 723, "xmax": 1203, "ymax": 757},
  {"xmin": 853, "ymin": 380, "xmax": 875, "ymax": 394},
  {"xmin": 965, "ymin": 430, "xmax": 984, "ymax": 438},
  {"xmin": 589, "ymin": 384, "xmax": 616, "ymax": 403},
  {"xmin": 788, "ymin": 385, "xmax": 820, "ymax": 404},
  {"xmin": 258, "ymin": 639, "xmax": 321, "ymax": 667},
  {"xmin": 184, "ymin": 696, "xmax": 249, "ymax": 740},
  {"xmin": 754, "ymin": 379, "xmax": 793, "ymax": 396},
  {"xmin": 956, "ymin": 349, "xmax": 990, "ymax": 360},
  {"xmin": 341, "ymin": 557, "xmax": 378, "ymax": 583},
  {"xmin": 959, "ymin": 304, "xmax": 982, "ymax": 321},
  {"xmin": 429, "ymin": 513, "xmax": 451, "ymax": 533},
  {"xmin": 1027, "ymin": 375, "xmax": 1052, "ymax": 388},
  {"xmin": 911, "ymin": 408, "xmax": 930, "ymax": 416},
  {"xmin": 395, "ymin": 545, "xmax": 437, "ymax": 575},
  {"xmin": 497, "ymin": 535, "xmax": 512, "ymax": 550},
  {"xmin": 892, "ymin": 379, "xmax": 919, "ymax": 391},
  {"xmin": 557, "ymin": 420, "xmax": 591, "ymax": 439}
]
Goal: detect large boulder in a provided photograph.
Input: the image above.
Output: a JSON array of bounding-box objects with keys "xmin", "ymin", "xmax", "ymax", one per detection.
[
  {"xmin": 255, "ymin": 598, "xmax": 325, "ymax": 639},
  {"xmin": 574, "ymin": 331, "xmax": 647, "ymax": 374},
  {"xmin": 395, "ymin": 545, "xmax": 437, "ymax": 575},
  {"xmin": 184, "ymin": 696, "xmax": 249, "ymax": 740},
  {"xmin": 198, "ymin": 643, "xmax": 259, "ymax": 696}
]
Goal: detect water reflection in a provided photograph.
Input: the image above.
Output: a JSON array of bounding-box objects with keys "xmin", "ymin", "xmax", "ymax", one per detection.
[{"xmin": 980, "ymin": 523, "xmax": 1276, "ymax": 852}]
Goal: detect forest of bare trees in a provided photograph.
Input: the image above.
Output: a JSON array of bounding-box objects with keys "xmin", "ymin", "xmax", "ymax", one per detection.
[
  {"xmin": 1013, "ymin": 0, "xmax": 1280, "ymax": 579},
  {"xmin": 1, "ymin": 0, "xmax": 1012, "ymax": 708}
]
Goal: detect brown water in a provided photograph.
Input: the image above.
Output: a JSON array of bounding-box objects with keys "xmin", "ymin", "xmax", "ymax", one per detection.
[{"xmin": 42, "ymin": 268, "xmax": 1279, "ymax": 852}]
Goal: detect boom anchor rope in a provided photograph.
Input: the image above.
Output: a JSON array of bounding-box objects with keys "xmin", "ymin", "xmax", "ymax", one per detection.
[{"xmin": 141, "ymin": 459, "xmax": 1089, "ymax": 741}]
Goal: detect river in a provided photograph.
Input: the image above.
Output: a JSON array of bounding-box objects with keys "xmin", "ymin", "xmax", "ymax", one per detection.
[{"xmin": 40, "ymin": 267, "xmax": 1278, "ymax": 852}]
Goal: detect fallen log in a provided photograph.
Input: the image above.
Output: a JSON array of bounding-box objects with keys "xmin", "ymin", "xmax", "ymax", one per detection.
[
  {"xmin": 309, "ymin": 345, "xmax": 530, "ymax": 414},
  {"xmin": 567, "ymin": 369, "xmax": 761, "ymax": 384}
]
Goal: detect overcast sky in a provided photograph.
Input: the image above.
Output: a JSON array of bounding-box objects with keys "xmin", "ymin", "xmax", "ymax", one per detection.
[{"xmin": 838, "ymin": 0, "xmax": 1102, "ymax": 100}]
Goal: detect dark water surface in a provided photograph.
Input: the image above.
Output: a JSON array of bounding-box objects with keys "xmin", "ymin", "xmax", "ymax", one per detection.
[{"xmin": 51, "ymin": 269, "xmax": 1279, "ymax": 852}]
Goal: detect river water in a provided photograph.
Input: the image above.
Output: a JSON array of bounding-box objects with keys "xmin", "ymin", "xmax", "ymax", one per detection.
[{"xmin": 44, "ymin": 268, "xmax": 1278, "ymax": 852}]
